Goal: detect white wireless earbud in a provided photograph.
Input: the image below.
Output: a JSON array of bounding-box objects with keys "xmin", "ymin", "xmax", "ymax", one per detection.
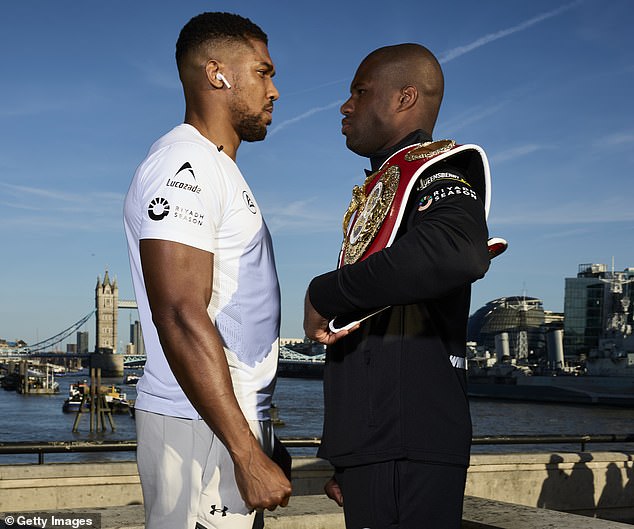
[{"xmin": 216, "ymin": 73, "xmax": 232, "ymax": 89}]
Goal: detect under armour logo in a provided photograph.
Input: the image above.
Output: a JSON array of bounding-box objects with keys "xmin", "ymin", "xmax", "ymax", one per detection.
[{"xmin": 210, "ymin": 504, "xmax": 228, "ymax": 517}]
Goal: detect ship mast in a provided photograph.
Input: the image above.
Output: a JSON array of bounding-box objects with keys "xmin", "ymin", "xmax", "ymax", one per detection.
[{"xmin": 599, "ymin": 259, "xmax": 633, "ymax": 340}]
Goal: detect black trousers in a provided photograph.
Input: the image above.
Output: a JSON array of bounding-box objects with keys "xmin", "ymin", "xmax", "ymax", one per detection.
[{"xmin": 334, "ymin": 460, "xmax": 467, "ymax": 529}]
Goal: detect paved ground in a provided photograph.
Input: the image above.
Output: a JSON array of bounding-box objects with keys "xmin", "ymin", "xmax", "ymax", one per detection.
[{"xmin": 3, "ymin": 495, "xmax": 633, "ymax": 529}]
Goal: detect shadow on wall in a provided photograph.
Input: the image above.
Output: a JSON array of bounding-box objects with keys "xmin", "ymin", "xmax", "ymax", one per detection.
[{"xmin": 537, "ymin": 453, "xmax": 634, "ymax": 522}]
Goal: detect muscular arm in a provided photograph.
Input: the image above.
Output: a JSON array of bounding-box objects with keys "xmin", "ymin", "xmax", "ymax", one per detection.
[{"xmin": 140, "ymin": 239, "xmax": 291, "ymax": 510}]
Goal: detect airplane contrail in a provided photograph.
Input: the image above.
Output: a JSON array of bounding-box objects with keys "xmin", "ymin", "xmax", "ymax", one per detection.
[
  {"xmin": 274, "ymin": 1, "xmax": 583, "ymax": 132},
  {"xmin": 437, "ymin": 0, "xmax": 583, "ymax": 63},
  {"xmin": 269, "ymin": 100, "xmax": 344, "ymax": 136}
]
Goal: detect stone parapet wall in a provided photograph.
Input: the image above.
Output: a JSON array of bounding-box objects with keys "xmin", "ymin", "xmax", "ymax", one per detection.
[
  {"xmin": 1, "ymin": 452, "xmax": 633, "ymax": 524},
  {"xmin": 466, "ymin": 451, "xmax": 634, "ymax": 523}
]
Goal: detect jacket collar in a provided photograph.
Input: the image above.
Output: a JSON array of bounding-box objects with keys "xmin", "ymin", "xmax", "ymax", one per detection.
[{"xmin": 367, "ymin": 129, "xmax": 433, "ymax": 173}]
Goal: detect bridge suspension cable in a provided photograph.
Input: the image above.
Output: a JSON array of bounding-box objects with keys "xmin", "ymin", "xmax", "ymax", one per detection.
[{"xmin": 22, "ymin": 311, "xmax": 95, "ymax": 353}]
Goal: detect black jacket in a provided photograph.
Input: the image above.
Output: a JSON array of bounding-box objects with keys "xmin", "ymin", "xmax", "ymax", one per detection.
[{"xmin": 308, "ymin": 131, "xmax": 490, "ymax": 468}]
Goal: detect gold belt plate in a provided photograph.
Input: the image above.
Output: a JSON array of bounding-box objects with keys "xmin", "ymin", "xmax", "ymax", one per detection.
[{"xmin": 342, "ymin": 165, "xmax": 400, "ymax": 265}]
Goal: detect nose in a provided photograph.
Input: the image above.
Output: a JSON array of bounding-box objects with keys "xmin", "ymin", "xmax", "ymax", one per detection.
[
  {"xmin": 340, "ymin": 96, "xmax": 352, "ymax": 115},
  {"xmin": 268, "ymin": 78, "xmax": 280, "ymax": 102}
]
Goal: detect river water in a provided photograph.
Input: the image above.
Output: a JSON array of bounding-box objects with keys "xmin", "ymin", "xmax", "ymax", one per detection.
[{"xmin": 1, "ymin": 371, "xmax": 633, "ymax": 464}]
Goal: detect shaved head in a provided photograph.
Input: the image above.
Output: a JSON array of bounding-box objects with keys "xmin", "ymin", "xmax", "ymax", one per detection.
[
  {"xmin": 340, "ymin": 43, "xmax": 444, "ymax": 157},
  {"xmin": 363, "ymin": 43, "xmax": 444, "ymax": 131}
]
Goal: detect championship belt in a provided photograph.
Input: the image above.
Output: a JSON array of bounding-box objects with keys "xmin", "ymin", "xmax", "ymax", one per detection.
[
  {"xmin": 338, "ymin": 139, "xmax": 491, "ymax": 268},
  {"xmin": 328, "ymin": 140, "xmax": 504, "ymax": 333}
]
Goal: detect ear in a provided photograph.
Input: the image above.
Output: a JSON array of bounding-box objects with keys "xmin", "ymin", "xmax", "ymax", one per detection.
[
  {"xmin": 205, "ymin": 60, "xmax": 224, "ymax": 89},
  {"xmin": 396, "ymin": 85, "xmax": 418, "ymax": 112}
]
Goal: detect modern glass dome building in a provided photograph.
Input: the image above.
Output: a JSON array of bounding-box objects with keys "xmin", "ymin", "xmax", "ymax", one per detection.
[
  {"xmin": 467, "ymin": 296, "xmax": 546, "ymax": 359},
  {"xmin": 469, "ymin": 264, "xmax": 634, "ymax": 362}
]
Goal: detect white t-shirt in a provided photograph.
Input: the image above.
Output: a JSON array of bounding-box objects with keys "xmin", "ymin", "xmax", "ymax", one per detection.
[{"xmin": 123, "ymin": 124, "xmax": 280, "ymax": 421}]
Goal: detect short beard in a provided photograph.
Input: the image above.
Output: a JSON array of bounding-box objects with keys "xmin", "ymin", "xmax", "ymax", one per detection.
[
  {"xmin": 230, "ymin": 98, "xmax": 268, "ymax": 142},
  {"xmin": 237, "ymin": 114, "xmax": 267, "ymax": 142}
]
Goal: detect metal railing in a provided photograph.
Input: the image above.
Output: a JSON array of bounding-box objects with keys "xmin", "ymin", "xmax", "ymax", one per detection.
[
  {"xmin": 471, "ymin": 433, "xmax": 634, "ymax": 452},
  {"xmin": 0, "ymin": 440, "xmax": 137, "ymax": 464},
  {"xmin": 1, "ymin": 434, "xmax": 633, "ymax": 464}
]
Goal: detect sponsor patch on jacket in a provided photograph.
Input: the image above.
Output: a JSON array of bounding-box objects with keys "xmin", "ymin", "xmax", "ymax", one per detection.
[
  {"xmin": 417, "ymin": 195, "xmax": 433, "ymax": 211},
  {"xmin": 417, "ymin": 185, "xmax": 478, "ymax": 212},
  {"xmin": 415, "ymin": 172, "xmax": 470, "ymax": 192}
]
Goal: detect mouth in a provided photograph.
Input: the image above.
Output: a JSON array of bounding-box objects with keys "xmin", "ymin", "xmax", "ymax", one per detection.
[
  {"xmin": 258, "ymin": 106, "xmax": 271, "ymax": 126},
  {"xmin": 263, "ymin": 105, "xmax": 274, "ymax": 123},
  {"xmin": 341, "ymin": 118, "xmax": 351, "ymax": 135}
]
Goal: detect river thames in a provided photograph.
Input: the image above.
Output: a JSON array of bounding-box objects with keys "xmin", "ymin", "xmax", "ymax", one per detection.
[{"xmin": 1, "ymin": 372, "xmax": 634, "ymax": 464}]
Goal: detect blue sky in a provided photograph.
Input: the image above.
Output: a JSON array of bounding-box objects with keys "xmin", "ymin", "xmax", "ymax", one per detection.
[{"xmin": 1, "ymin": 0, "xmax": 633, "ymax": 349}]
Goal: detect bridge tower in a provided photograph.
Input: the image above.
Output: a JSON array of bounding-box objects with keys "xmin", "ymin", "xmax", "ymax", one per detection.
[{"xmin": 95, "ymin": 270, "xmax": 118, "ymax": 353}]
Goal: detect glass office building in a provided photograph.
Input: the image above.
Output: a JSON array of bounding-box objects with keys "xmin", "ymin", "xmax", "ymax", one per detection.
[
  {"xmin": 468, "ymin": 263, "xmax": 633, "ymax": 362},
  {"xmin": 130, "ymin": 320, "xmax": 145, "ymax": 357},
  {"xmin": 564, "ymin": 263, "xmax": 634, "ymax": 357}
]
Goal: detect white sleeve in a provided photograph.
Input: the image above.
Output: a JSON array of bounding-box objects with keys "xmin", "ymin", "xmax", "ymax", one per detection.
[{"xmin": 137, "ymin": 143, "xmax": 227, "ymax": 254}]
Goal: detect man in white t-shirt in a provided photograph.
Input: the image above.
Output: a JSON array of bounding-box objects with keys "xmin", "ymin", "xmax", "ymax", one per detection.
[{"xmin": 123, "ymin": 12, "xmax": 291, "ymax": 529}]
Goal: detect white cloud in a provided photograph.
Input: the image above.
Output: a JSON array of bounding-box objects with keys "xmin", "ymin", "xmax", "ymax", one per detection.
[
  {"xmin": 490, "ymin": 144, "xmax": 545, "ymax": 165},
  {"xmin": 594, "ymin": 132, "xmax": 634, "ymax": 148},
  {"xmin": 0, "ymin": 100, "xmax": 66, "ymax": 118},
  {"xmin": 439, "ymin": 99, "xmax": 512, "ymax": 136},
  {"xmin": 129, "ymin": 59, "xmax": 180, "ymax": 91},
  {"xmin": 264, "ymin": 198, "xmax": 341, "ymax": 234},
  {"xmin": 0, "ymin": 182, "xmax": 124, "ymax": 231}
]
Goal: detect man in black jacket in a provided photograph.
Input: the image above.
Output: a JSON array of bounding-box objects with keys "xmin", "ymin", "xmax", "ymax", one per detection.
[{"xmin": 304, "ymin": 43, "xmax": 491, "ymax": 529}]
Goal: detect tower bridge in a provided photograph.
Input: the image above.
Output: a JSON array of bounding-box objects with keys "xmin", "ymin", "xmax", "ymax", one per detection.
[
  {"xmin": 3, "ymin": 270, "xmax": 145, "ymax": 368},
  {"xmin": 91, "ymin": 270, "xmax": 145, "ymax": 366},
  {"xmin": 6, "ymin": 270, "xmax": 319, "ymax": 369},
  {"xmin": 95, "ymin": 270, "xmax": 139, "ymax": 354}
]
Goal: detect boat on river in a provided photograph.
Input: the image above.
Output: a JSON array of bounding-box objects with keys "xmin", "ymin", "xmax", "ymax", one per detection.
[
  {"xmin": 467, "ymin": 367, "xmax": 634, "ymax": 407},
  {"xmin": 62, "ymin": 381, "xmax": 89, "ymax": 413},
  {"xmin": 101, "ymin": 385, "xmax": 133, "ymax": 414},
  {"xmin": 61, "ymin": 382, "xmax": 134, "ymax": 414}
]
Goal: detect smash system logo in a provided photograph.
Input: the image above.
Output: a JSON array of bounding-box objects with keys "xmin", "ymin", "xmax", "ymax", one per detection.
[
  {"xmin": 147, "ymin": 198, "xmax": 204, "ymax": 226},
  {"xmin": 148, "ymin": 197, "xmax": 170, "ymax": 220}
]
